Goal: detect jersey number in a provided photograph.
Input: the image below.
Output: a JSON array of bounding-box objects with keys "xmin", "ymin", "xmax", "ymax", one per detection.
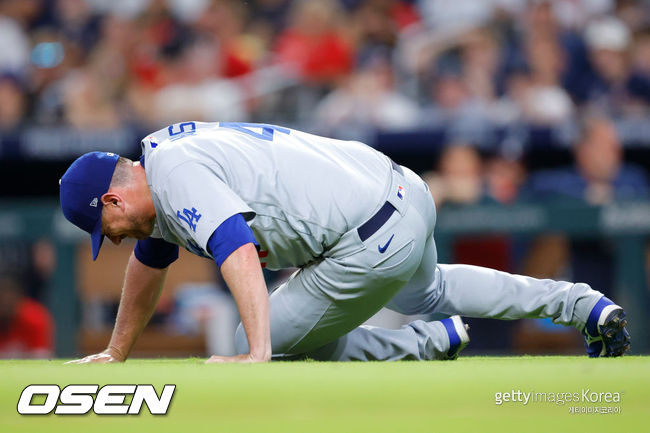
[
  {"xmin": 168, "ymin": 122, "xmax": 196, "ymax": 137},
  {"xmin": 152, "ymin": 121, "xmax": 290, "ymax": 149},
  {"xmin": 219, "ymin": 122, "xmax": 290, "ymax": 141}
]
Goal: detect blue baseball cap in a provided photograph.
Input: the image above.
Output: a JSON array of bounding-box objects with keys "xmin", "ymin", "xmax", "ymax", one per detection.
[{"xmin": 60, "ymin": 151, "xmax": 120, "ymax": 260}]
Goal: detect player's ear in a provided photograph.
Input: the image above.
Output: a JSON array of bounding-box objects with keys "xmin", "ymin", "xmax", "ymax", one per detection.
[{"xmin": 101, "ymin": 192, "xmax": 124, "ymax": 209}]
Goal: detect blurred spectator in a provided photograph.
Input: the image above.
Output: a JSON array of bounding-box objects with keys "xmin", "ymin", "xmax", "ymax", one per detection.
[
  {"xmin": 490, "ymin": 67, "xmax": 529, "ymax": 125},
  {"xmin": 461, "ymin": 28, "xmax": 500, "ymax": 105},
  {"xmin": 30, "ymin": 30, "xmax": 82, "ymax": 126},
  {"xmin": 424, "ymin": 142, "xmax": 527, "ymax": 207},
  {"xmin": 87, "ymin": 14, "xmax": 134, "ymax": 95},
  {"xmin": 528, "ymin": 115, "xmax": 649, "ymax": 204},
  {"xmin": 62, "ymin": 69, "xmax": 121, "ymax": 128},
  {"xmin": 312, "ymin": 47, "xmax": 418, "ymax": 140},
  {"xmin": 0, "ymin": 0, "xmax": 35, "ymax": 74},
  {"xmin": 496, "ymin": 1, "xmax": 579, "ymax": 125},
  {"xmin": 405, "ymin": 28, "xmax": 501, "ymax": 144},
  {"xmin": 274, "ymin": 0, "xmax": 354, "ymax": 85},
  {"xmin": 350, "ymin": 0, "xmax": 402, "ymax": 51},
  {"xmin": 247, "ymin": 0, "xmax": 292, "ymax": 34},
  {"xmin": 631, "ymin": 29, "xmax": 650, "ymax": 76},
  {"xmin": 0, "ymin": 15, "xmax": 29, "ymax": 73},
  {"xmin": 0, "ymin": 239, "xmax": 57, "ymax": 303},
  {"xmin": 615, "ymin": 0, "xmax": 649, "ymax": 34},
  {"xmin": 418, "ymin": 63, "xmax": 492, "ymax": 144},
  {"xmin": 583, "ymin": 17, "xmax": 650, "ymax": 116},
  {"xmin": 0, "ymin": 75, "xmax": 26, "ymax": 130},
  {"xmin": 0, "ymin": 0, "xmax": 644, "ymax": 140},
  {"xmin": 54, "ymin": 0, "xmax": 102, "ymax": 53},
  {"xmin": 149, "ymin": 40, "xmax": 248, "ymax": 125},
  {"xmin": 193, "ymin": 0, "xmax": 258, "ymax": 78},
  {"xmin": 521, "ymin": 34, "xmax": 575, "ymax": 125},
  {"xmin": 29, "ymin": 239, "xmax": 57, "ymax": 300},
  {"xmin": 0, "ymin": 273, "xmax": 54, "ymax": 359},
  {"xmin": 123, "ymin": 1, "xmax": 249, "ymax": 126},
  {"xmin": 423, "ymin": 144, "xmax": 484, "ymax": 208},
  {"xmin": 485, "ymin": 154, "xmax": 526, "ymax": 204},
  {"xmin": 417, "ymin": 0, "xmax": 495, "ymax": 37},
  {"xmin": 550, "ymin": 0, "xmax": 614, "ymax": 29}
]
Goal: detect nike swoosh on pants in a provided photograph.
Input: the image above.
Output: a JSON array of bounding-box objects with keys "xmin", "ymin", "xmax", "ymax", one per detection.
[{"xmin": 378, "ymin": 234, "xmax": 394, "ymax": 253}]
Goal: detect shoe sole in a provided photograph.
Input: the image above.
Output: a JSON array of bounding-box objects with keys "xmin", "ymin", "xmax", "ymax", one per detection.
[{"xmin": 597, "ymin": 307, "xmax": 631, "ymax": 357}]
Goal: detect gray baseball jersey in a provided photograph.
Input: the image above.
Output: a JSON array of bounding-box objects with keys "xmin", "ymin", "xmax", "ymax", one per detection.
[{"xmin": 140, "ymin": 121, "xmax": 393, "ymax": 269}]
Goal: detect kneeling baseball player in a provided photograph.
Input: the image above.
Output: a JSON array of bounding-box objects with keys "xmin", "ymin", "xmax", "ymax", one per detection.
[{"xmin": 60, "ymin": 122, "xmax": 631, "ymax": 363}]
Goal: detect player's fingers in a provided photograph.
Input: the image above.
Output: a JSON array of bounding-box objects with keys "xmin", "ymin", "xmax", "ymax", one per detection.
[
  {"xmin": 87, "ymin": 356, "xmax": 115, "ymax": 363},
  {"xmin": 66, "ymin": 357, "xmax": 97, "ymax": 364},
  {"xmin": 65, "ymin": 353, "xmax": 115, "ymax": 364},
  {"xmin": 205, "ymin": 354, "xmax": 263, "ymax": 363},
  {"xmin": 65, "ymin": 357, "xmax": 97, "ymax": 364},
  {"xmin": 205, "ymin": 356, "xmax": 226, "ymax": 364}
]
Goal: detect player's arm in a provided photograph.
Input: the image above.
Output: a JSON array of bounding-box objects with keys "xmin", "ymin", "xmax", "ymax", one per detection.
[
  {"xmin": 207, "ymin": 242, "xmax": 271, "ymax": 363},
  {"xmin": 157, "ymin": 161, "xmax": 269, "ymax": 362},
  {"xmin": 104, "ymin": 253, "xmax": 169, "ymax": 361},
  {"xmin": 66, "ymin": 238, "xmax": 178, "ymax": 364},
  {"xmin": 205, "ymin": 214, "xmax": 271, "ymax": 363}
]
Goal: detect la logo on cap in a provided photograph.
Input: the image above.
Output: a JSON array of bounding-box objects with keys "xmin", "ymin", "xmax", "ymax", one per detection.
[{"xmin": 90, "ymin": 197, "xmax": 98, "ymax": 207}]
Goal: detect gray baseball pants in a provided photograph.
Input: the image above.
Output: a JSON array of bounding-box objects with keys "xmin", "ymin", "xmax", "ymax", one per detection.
[{"xmin": 235, "ymin": 165, "xmax": 604, "ymax": 360}]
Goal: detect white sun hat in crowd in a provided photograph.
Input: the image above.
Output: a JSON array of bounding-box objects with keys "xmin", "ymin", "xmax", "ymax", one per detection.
[{"xmin": 584, "ymin": 17, "xmax": 631, "ymax": 52}]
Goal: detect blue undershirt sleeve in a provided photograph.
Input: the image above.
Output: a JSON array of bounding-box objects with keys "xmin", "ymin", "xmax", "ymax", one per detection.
[
  {"xmin": 134, "ymin": 237, "xmax": 179, "ymax": 269},
  {"xmin": 208, "ymin": 213, "xmax": 259, "ymax": 268}
]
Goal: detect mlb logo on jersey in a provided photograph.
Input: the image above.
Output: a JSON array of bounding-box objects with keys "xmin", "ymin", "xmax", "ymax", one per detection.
[
  {"xmin": 146, "ymin": 136, "xmax": 159, "ymax": 149},
  {"xmin": 397, "ymin": 185, "xmax": 405, "ymax": 200}
]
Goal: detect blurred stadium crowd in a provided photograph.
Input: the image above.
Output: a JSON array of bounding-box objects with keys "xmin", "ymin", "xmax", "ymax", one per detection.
[
  {"xmin": 1, "ymin": 0, "xmax": 649, "ymax": 358},
  {"xmin": 0, "ymin": 0, "xmax": 647, "ymax": 134}
]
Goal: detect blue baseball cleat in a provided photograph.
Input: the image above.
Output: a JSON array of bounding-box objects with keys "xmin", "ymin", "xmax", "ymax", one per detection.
[
  {"xmin": 440, "ymin": 315, "xmax": 470, "ymax": 360},
  {"xmin": 583, "ymin": 296, "xmax": 631, "ymax": 357}
]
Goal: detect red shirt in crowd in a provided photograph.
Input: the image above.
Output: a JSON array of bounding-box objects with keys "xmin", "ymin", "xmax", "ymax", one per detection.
[
  {"xmin": 275, "ymin": 30, "xmax": 353, "ymax": 84},
  {"xmin": 0, "ymin": 298, "xmax": 53, "ymax": 358}
]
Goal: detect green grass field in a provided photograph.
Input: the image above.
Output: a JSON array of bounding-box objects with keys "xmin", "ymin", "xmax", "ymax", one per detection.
[{"xmin": 1, "ymin": 356, "xmax": 648, "ymax": 433}]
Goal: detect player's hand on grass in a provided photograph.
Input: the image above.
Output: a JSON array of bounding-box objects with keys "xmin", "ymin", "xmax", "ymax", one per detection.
[
  {"xmin": 205, "ymin": 353, "xmax": 270, "ymax": 364},
  {"xmin": 65, "ymin": 348, "xmax": 125, "ymax": 364}
]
